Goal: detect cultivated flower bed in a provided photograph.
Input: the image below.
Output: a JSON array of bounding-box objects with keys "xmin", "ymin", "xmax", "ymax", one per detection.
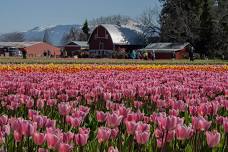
[{"xmin": 0, "ymin": 65, "xmax": 227, "ymax": 152}]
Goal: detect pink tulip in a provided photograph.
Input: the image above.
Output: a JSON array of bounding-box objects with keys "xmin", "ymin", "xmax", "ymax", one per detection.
[
  {"xmin": 38, "ymin": 148, "xmax": 48, "ymax": 152},
  {"xmin": 62, "ymin": 132, "xmax": 74, "ymax": 143},
  {"xmin": 125, "ymin": 120, "xmax": 137, "ymax": 135},
  {"xmin": 192, "ymin": 116, "xmax": 211, "ymax": 131},
  {"xmin": 36, "ymin": 99, "xmax": 45, "ymax": 109},
  {"xmin": 110, "ymin": 128, "xmax": 119, "ymax": 139},
  {"xmin": 0, "ymin": 115, "xmax": 8, "ymax": 125},
  {"xmin": 58, "ymin": 102, "xmax": 71, "ymax": 116},
  {"xmin": 79, "ymin": 127, "xmax": 90, "ymax": 135},
  {"xmin": 28, "ymin": 109, "xmax": 39, "ymax": 120},
  {"xmin": 108, "ymin": 146, "xmax": 119, "ymax": 152},
  {"xmin": 46, "ymin": 133, "xmax": 59, "ymax": 149},
  {"xmin": 206, "ymin": 131, "xmax": 221, "ymax": 148},
  {"xmin": 97, "ymin": 127, "xmax": 111, "ymax": 143},
  {"xmin": 133, "ymin": 101, "xmax": 143, "ymax": 109},
  {"xmin": 96, "ymin": 111, "xmax": 106, "ymax": 123},
  {"xmin": 74, "ymin": 133, "xmax": 89, "ymax": 146},
  {"xmin": 33, "ymin": 115, "xmax": 44, "ymax": 128},
  {"xmin": 14, "ymin": 130, "xmax": 23, "ymax": 142},
  {"xmin": 21, "ymin": 121, "xmax": 36, "ymax": 136},
  {"xmin": 135, "ymin": 130, "xmax": 150, "ymax": 144},
  {"xmin": 58, "ymin": 143, "xmax": 72, "ymax": 152},
  {"xmin": 176, "ymin": 125, "xmax": 194, "ymax": 140},
  {"xmin": 223, "ymin": 118, "xmax": 228, "ymax": 133},
  {"xmin": 45, "ymin": 119, "xmax": 56, "ymax": 128},
  {"xmin": 106, "ymin": 112, "xmax": 123, "ymax": 128},
  {"xmin": 33, "ymin": 132, "xmax": 46, "ymax": 145},
  {"xmin": 157, "ymin": 115, "xmax": 177, "ymax": 131},
  {"xmin": 135, "ymin": 123, "xmax": 150, "ymax": 144},
  {"xmin": 70, "ymin": 117, "xmax": 82, "ymax": 128}
]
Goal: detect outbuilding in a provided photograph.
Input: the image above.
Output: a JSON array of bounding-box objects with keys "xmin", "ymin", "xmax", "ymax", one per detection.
[
  {"xmin": 88, "ymin": 24, "xmax": 145, "ymax": 57},
  {"xmin": 64, "ymin": 41, "xmax": 89, "ymax": 57},
  {"xmin": 142, "ymin": 42, "xmax": 192, "ymax": 59},
  {"xmin": 0, "ymin": 42, "xmax": 61, "ymax": 57}
]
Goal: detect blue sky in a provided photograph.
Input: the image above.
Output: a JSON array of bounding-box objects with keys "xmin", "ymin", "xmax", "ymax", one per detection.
[{"xmin": 0, "ymin": 0, "xmax": 160, "ymax": 33}]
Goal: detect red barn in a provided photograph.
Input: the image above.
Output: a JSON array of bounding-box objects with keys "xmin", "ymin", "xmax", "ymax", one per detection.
[
  {"xmin": 88, "ymin": 24, "xmax": 145, "ymax": 57},
  {"xmin": 0, "ymin": 42, "xmax": 61, "ymax": 57},
  {"xmin": 142, "ymin": 43, "xmax": 192, "ymax": 59},
  {"xmin": 64, "ymin": 41, "xmax": 89, "ymax": 57}
]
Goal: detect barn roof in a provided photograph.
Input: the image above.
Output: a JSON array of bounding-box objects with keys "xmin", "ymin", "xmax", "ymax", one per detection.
[
  {"xmin": 144, "ymin": 42, "xmax": 190, "ymax": 52},
  {"xmin": 90, "ymin": 24, "xmax": 145, "ymax": 46},
  {"xmin": 0, "ymin": 42, "xmax": 42, "ymax": 48},
  {"xmin": 67, "ymin": 41, "xmax": 89, "ymax": 49}
]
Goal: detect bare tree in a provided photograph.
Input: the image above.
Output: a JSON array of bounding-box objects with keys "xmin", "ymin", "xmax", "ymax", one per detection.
[
  {"xmin": 138, "ymin": 7, "xmax": 160, "ymax": 44},
  {"xmin": 0, "ymin": 32, "xmax": 24, "ymax": 42},
  {"xmin": 61, "ymin": 27, "xmax": 87, "ymax": 45},
  {"xmin": 89, "ymin": 15, "xmax": 132, "ymax": 26}
]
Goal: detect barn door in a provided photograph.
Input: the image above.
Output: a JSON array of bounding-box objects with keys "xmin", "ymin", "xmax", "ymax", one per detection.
[{"xmin": 99, "ymin": 42, "xmax": 104, "ymax": 50}]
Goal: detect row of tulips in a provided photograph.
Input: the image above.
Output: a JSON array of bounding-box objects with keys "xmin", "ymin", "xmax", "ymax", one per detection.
[
  {"xmin": 0, "ymin": 64, "xmax": 227, "ymax": 73},
  {"xmin": 0, "ymin": 68, "xmax": 227, "ymax": 152}
]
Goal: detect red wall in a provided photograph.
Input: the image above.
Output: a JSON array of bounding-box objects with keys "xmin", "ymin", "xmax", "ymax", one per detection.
[
  {"xmin": 176, "ymin": 48, "xmax": 188, "ymax": 59},
  {"xmin": 89, "ymin": 26, "xmax": 114, "ymax": 50},
  {"xmin": 22, "ymin": 42, "xmax": 61, "ymax": 57},
  {"xmin": 154, "ymin": 48, "xmax": 188, "ymax": 59}
]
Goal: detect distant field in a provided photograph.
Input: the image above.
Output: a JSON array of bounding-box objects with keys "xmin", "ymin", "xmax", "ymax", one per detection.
[{"xmin": 0, "ymin": 57, "xmax": 227, "ymax": 65}]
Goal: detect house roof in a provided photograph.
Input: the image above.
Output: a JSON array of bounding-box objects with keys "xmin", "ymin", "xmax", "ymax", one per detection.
[
  {"xmin": 67, "ymin": 41, "xmax": 89, "ymax": 49},
  {"xmin": 144, "ymin": 42, "xmax": 190, "ymax": 53},
  {"xmin": 0, "ymin": 42, "xmax": 42, "ymax": 48},
  {"xmin": 90, "ymin": 24, "xmax": 145, "ymax": 46}
]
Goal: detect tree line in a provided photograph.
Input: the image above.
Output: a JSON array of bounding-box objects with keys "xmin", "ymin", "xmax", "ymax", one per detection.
[{"xmin": 159, "ymin": 0, "xmax": 228, "ymax": 58}]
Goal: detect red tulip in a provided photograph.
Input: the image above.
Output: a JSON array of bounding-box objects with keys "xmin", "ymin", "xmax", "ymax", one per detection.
[
  {"xmin": 206, "ymin": 131, "xmax": 221, "ymax": 148},
  {"xmin": 97, "ymin": 127, "xmax": 111, "ymax": 143},
  {"xmin": 33, "ymin": 132, "xmax": 46, "ymax": 145}
]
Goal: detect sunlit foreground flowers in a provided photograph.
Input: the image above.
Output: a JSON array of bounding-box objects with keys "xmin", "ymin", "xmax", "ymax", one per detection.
[{"xmin": 0, "ymin": 65, "xmax": 227, "ymax": 152}]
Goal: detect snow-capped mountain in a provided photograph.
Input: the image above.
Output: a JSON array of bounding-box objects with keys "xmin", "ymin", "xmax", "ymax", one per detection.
[
  {"xmin": 22, "ymin": 24, "xmax": 81, "ymax": 46},
  {"xmin": 0, "ymin": 18, "xmax": 158, "ymax": 46}
]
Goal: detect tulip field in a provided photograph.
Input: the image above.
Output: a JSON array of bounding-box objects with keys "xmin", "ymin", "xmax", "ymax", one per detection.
[{"xmin": 0, "ymin": 64, "xmax": 227, "ymax": 152}]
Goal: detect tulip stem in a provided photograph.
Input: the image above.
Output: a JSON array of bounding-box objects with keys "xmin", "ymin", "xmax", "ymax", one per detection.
[
  {"xmin": 222, "ymin": 133, "xmax": 227, "ymax": 152},
  {"xmin": 27, "ymin": 137, "xmax": 30, "ymax": 152}
]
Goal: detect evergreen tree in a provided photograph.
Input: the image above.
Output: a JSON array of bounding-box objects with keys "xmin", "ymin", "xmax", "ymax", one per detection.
[
  {"xmin": 199, "ymin": 0, "xmax": 214, "ymax": 57},
  {"xmin": 160, "ymin": 0, "xmax": 194, "ymax": 42},
  {"xmin": 82, "ymin": 20, "xmax": 90, "ymax": 40}
]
